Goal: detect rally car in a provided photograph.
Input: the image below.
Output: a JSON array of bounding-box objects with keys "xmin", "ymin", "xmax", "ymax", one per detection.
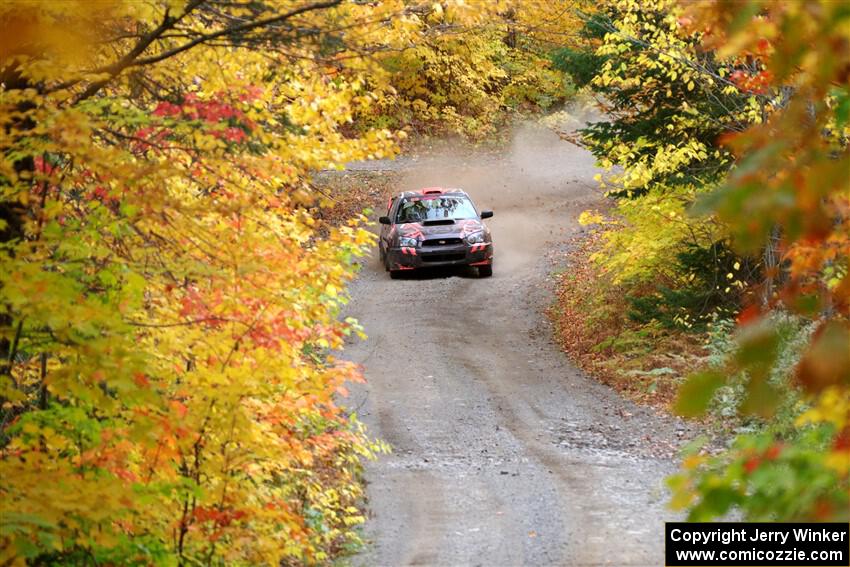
[{"xmin": 378, "ymin": 187, "xmax": 494, "ymax": 278}]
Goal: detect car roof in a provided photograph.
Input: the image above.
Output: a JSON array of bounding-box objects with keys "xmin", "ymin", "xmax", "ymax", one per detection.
[{"xmin": 399, "ymin": 187, "xmax": 469, "ymax": 199}]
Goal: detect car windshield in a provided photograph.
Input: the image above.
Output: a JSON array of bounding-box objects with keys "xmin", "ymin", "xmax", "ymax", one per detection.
[{"xmin": 396, "ymin": 196, "xmax": 477, "ymax": 224}]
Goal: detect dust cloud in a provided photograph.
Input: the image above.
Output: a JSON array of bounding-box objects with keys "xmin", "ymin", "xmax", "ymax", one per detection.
[{"xmin": 392, "ymin": 117, "xmax": 602, "ymax": 272}]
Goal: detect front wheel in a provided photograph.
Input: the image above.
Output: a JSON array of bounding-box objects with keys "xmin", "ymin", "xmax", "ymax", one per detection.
[{"xmin": 478, "ymin": 265, "xmax": 492, "ymax": 278}]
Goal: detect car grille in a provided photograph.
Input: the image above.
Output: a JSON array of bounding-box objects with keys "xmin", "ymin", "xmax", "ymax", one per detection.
[
  {"xmin": 421, "ymin": 252, "xmax": 465, "ymax": 263},
  {"xmin": 422, "ymin": 237, "xmax": 463, "ymax": 246}
]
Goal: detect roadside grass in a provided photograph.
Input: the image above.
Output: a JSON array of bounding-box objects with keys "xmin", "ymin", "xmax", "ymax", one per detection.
[
  {"xmin": 549, "ymin": 229, "xmax": 816, "ymax": 450},
  {"xmin": 548, "ymin": 230, "xmax": 708, "ymax": 409}
]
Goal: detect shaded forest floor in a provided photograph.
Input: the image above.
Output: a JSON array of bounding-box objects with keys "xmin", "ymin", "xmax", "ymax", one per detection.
[{"xmin": 548, "ymin": 229, "xmax": 710, "ymax": 411}]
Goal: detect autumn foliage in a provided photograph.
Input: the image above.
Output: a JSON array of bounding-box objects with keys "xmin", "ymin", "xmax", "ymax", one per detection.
[
  {"xmin": 4, "ymin": 0, "xmax": 845, "ymax": 562},
  {"xmin": 670, "ymin": 0, "xmax": 850, "ymax": 523},
  {"xmin": 0, "ymin": 2, "xmax": 404, "ymax": 564},
  {"xmin": 561, "ymin": 0, "xmax": 848, "ymax": 522},
  {"xmin": 0, "ymin": 0, "xmax": 598, "ymax": 562}
]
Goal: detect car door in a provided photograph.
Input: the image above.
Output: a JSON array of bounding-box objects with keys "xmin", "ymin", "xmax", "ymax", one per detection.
[{"xmin": 380, "ymin": 196, "xmax": 398, "ymax": 253}]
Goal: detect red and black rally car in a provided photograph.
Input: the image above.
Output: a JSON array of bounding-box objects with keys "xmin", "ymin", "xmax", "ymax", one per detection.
[{"xmin": 379, "ymin": 187, "xmax": 494, "ymax": 278}]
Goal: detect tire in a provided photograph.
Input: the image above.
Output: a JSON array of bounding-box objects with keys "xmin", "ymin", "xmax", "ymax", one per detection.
[{"xmin": 478, "ymin": 265, "xmax": 493, "ymax": 278}]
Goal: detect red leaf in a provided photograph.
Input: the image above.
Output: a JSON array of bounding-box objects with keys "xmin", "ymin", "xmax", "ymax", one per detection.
[
  {"xmin": 170, "ymin": 400, "xmax": 188, "ymax": 419},
  {"xmin": 736, "ymin": 304, "xmax": 761, "ymax": 326},
  {"xmin": 743, "ymin": 456, "xmax": 761, "ymax": 474}
]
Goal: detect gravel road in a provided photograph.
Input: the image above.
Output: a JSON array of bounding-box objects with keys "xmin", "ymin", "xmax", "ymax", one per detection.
[{"xmin": 342, "ymin": 125, "xmax": 689, "ymax": 567}]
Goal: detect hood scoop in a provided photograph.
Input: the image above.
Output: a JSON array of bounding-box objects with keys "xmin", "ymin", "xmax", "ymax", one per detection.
[{"xmin": 422, "ymin": 219, "xmax": 456, "ymax": 226}]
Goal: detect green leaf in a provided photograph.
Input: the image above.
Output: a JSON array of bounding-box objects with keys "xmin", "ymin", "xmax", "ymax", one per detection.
[
  {"xmin": 740, "ymin": 378, "xmax": 781, "ymax": 418},
  {"xmin": 734, "ymin": 323, "xmax": 780, "ymax": 380},
  {"xmin": 832, "ymin": 87, "xmax": 850, "ymax": 128},
  {"xmin": 675, "ymin": 370, "xmax": 726, "ymax": 417}
]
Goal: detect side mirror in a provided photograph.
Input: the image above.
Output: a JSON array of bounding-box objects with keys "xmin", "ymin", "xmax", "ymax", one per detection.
[
  {"xmin": 480, "ymin": 210, "xmax": 493, "ymax": 219},
  {"xmin": 378, "ymin": 216, "xmax": 391, "ymax": 225}
]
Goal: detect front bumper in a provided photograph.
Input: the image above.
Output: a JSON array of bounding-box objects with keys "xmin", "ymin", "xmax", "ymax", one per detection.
[{"xmin": 388, "ymin": 242, "xmax": 493, "ymax": 271}]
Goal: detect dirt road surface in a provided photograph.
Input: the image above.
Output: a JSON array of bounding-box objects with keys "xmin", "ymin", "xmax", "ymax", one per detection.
[{"xmin": 342, "ymin": 125, "xmax": 690, "ymax": 567}]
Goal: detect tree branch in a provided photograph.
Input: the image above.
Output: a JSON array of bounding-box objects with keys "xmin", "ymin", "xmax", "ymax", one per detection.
[
  {"xmin": 130, "ymin": 0, "xmax": 342, "ymax": 68},
  {"xmin": 74, "ymin": 0, "xmax": 208, "ymax": 102}
]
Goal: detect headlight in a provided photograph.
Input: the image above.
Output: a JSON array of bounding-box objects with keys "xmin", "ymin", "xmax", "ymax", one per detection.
[
  {"xmin": 399, "ymin": 236, "xmax": 418, "ymax": 247},
  {"xmin": 465, "ymin": 231, "xmax": 485, "ymax": 245}
]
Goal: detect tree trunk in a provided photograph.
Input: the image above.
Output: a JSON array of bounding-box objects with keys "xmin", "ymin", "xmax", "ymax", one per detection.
[
  {"xmin": 761, "ymin": 225, "xmax": 781, "ymax": 306},
  {"xmin": 0, "ymin": 65, "xmax": 38, "ymax": 378}
]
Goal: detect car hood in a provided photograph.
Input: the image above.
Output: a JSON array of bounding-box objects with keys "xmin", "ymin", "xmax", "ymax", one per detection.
[{"xmin": 397, "ymin": 219, "xmax": 484, "ymax": 239}]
